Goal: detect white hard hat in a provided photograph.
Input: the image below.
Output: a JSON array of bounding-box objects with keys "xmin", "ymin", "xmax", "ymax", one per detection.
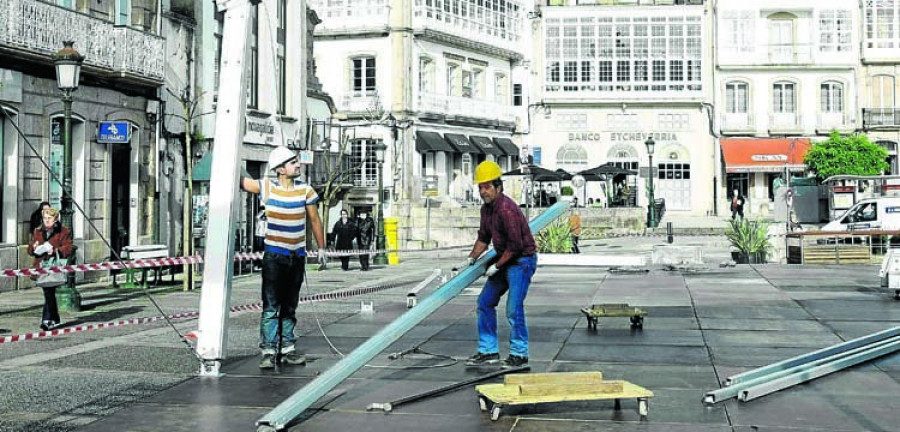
[{"xmin": 268, "ymin": 146, "xmax": 296, "ymax": 172}]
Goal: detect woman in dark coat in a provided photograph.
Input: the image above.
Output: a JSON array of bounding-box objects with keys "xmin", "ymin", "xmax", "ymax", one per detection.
[
  {"xmin": 356, "ymin": 210, "xmax": 375, "ymax": 271},
  {"xmin": 27, "ymin": 207, "xmax": 74, "ymax": 331},
  {"xmin": 29, "ymin": 201, "xmax": 51, "ymax": 234},
  {"xmin": 331, "ymin": 209, "xmax": 357, "ymax": 271}
]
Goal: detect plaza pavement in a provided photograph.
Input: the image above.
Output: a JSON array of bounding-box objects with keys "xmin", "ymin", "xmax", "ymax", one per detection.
[{"xmin": 1, "ymin": 235, "xmax": 899, "ymax": 432}]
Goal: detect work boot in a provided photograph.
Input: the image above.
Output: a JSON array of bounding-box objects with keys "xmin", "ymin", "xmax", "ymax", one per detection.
[
  {"xmin": 501, "ymin": 354, "xmax": 528, "ymax": 369},
  {"xmin": 259, "ymin": 353, "xmax": 276, "ymax": 369},
  {"xmin": 40, "ymin": 321, "xmax": 51, "ymax": 331},
  {"xmin": 282, "ymin": 351, "xmax": 306, "ymax": 365},
  {"xmin": 466, "ymin": 352, "xmax": 500, "ymax": 366}
]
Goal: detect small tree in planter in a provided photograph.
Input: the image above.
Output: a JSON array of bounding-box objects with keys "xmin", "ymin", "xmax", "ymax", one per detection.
[
  {"xmin": 535, "ymin": 219, "xmax": 574, "ymax": 253},
  {"xmin": 725, "ymin": 218, "xmax": 772, "ymax": 264}
]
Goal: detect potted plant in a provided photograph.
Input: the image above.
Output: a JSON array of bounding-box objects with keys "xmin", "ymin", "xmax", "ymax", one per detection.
[
  {"xmin": 725, "ymin": 218, "xmax": 771, "ymax": 264},
  {"xmin": 535, "ymin": 219, "xmax": 574, "ymax": 253}
]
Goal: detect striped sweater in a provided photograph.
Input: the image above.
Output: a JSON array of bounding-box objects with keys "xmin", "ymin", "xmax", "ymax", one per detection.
[{"xmin": 260, "ymin": 178, "xmax": 319, "ymax": 256}]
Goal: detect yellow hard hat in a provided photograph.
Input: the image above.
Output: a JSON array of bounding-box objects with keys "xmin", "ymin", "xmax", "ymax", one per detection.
[{"xmin": 474, "ymin": 160, "xmax": 503, "ymax": 184}]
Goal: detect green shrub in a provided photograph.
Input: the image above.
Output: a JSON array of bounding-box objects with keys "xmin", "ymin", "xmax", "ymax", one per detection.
[
  {"xmin": 535, "ymin": 219, "xmax": 573, "ymax": 253},
  {"xmin": 561, "ymin": 186, "xmax": 574, "ymax": 196}
]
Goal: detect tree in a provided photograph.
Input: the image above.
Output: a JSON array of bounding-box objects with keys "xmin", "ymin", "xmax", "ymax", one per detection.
[{"xmin": 804, "ymin": 131, "xmax": 889, "ymax": 180}]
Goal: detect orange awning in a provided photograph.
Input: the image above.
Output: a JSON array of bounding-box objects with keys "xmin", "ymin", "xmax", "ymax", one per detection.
[{"xmin": 721, "ymin": 138, "xmax": 810, "ymax": 173}]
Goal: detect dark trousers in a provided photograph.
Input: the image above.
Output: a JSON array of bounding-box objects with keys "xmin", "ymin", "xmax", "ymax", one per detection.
[
  {"xmin": 571, "ymin": 235, "xmax": 580, "ymax": 253},
  {"xmin": 359, "ymin": 253, "xmax": 370, "ymax": 270},
  {"xmin": 731, "ymin": 207, "xmax": 744, "ymax": 220},
  {"xmin": 339, "ymin": 256, "xmax": 351, "ymax": 270},
  {"xmin": 259, "ymin": 252, "xmax": 305, "ymax": 353},
  {"xmin": 41, "ymin": 286, "xmax": 60, "ymax": 323}
]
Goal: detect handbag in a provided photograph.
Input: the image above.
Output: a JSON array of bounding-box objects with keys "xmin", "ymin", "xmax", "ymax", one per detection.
[{"xmin": 36, "ymin": 252, "xmax": 66, "ymax": 288}]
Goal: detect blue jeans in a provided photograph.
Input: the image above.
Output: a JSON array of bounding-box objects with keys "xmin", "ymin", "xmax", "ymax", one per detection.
[
  {"xmin": 259, "ymin": 251, "xmax": 305, "ymax": 353},
  {"xmin": 476, "ymin": 254, "xmax": 537, "ymax": 358}
]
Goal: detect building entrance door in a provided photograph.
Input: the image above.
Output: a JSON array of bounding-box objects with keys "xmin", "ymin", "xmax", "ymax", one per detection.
[
  {"xmin": 657, "ymin": 162, "xmax": 691, "ymax": 211},
  {"xmin": 110, "ymin": 144, "xmax": 131, "ymax": 256}
]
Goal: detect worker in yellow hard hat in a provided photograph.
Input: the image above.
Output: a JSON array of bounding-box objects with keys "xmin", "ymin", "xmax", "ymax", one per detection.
[{"xmin": 465, "ymin": 160, "xmax": 537, "ymax": 369}]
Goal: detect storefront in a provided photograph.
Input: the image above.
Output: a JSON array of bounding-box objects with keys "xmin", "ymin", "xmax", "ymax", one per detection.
[{"xmin": 720, "ymin": 138, "xmax": 810, "ymax": 217}]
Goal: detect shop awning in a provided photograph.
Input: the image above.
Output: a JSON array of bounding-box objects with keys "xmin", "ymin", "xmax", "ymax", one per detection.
[
  {"xmin": 416, "ymin": 131, "xmax": 455, "ymax": 153},
  {"xmin": 445, "ymin": 133, "xmax": 484, "ymax": 154},
  {"xmin": 470, "ymin": 136, "xmax": 504, "ymax": 156},
  {"xmin": 493, "ymin": 137, "xmax": 519, "ymax": 157},
  {"xmin": 721, "ymin": 138, "xmax": 811, "ymax": 173}
]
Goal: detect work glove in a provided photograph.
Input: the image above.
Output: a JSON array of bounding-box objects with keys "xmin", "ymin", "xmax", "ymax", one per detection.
[
  {"xmin": 467, "ymin": 257, "xmax": 476, "ymax": 266},
  {"xmin": 484, "ymin": 265, "xmax": 500, "ymax": 278},
  {"xmin": 317, "ymin": 249, "xmax": 328, "ymax": 268}
]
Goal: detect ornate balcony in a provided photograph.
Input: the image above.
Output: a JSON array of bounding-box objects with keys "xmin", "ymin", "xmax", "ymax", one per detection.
[
  {"xmin": 816, "ymin": 112, "xmax": 851, "ymax": 133},
  {"xmin": 0, "ymin": 0, "xmax": 165, "ymax": 83},
  {"xmin": 417, "ymin": 92, "xmax": 516, "ymax": 124},
  {"xmin": 863, "ymin": 108, "xmax": 900, "ymax": 129},
  {"xmin": 307, "ymin": 0, "xmax": 390, "ymax": 34},
  {"xmin": 769, "ymin": 113, "xmax": 803, "ymax": 134},
  {"xmin": 412, "ymin": 0, "xmax": 523, "ymax": 57}
]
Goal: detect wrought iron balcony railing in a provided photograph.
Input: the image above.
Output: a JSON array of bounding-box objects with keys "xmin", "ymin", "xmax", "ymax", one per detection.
[
  {"xmin": 863, "ymin": 108, "xmax": 900, "ymax": 129},
  {"xmin": 0, "ymin": 0, "xmax": 165, "ymax": 82}
]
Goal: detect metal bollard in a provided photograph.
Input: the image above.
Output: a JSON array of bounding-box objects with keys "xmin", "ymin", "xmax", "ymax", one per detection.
[{"xmin": 667, "ymin": 222, "xmax": 673, "ymax": 244}]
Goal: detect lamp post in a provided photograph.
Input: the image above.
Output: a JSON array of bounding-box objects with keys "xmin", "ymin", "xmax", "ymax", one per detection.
[
  {"xmin": 53, "ymin": 41, "xmax": 84, "ymax": 311},
  {"xmin": 644, "ymin": 136, "xmax": 657, "ymax": 228},
  {"xmin": 373, "ymin": 140, "xmax": 389, "ymax": 265}
]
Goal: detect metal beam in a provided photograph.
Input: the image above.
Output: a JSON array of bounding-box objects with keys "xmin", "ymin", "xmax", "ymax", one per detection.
[
  {"xmin": 740, "ymin": 336, "xmax": 900, "ymax": 402},
  {"xmin": 724, "ymin": 326, "xmax": 900, "ymax": 386},
  {"xmin": 703, "ymin": 334, "xmax": 900, "ymax": 404},
  {"xmin": 256, "ymin": 202, "xmax": 569, "ymax": 431}
]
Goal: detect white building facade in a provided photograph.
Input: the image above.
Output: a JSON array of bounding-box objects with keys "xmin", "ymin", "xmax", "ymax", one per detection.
[
  {"xmin": 532, "ymin": 1, "xmax": 714, "ymax": 215},
  {"xmin": 308, "ymin": 0, "xmax": 527, "ymax": 216},
  {"xmin": 715, "ymin": 0, "xmax": 860, "ymax": 217},
  {"xmin": 860, "ymin": 0, "xmax": 900, "ymax": 173}
]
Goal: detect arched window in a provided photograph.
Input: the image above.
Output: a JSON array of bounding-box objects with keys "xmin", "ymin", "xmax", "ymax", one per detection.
[
  {"xmin": 726, "ymin": 81, "xmax": 749, "ymax": 113},
  {"xmin": 820, "ymin": 81, "xmax": 843, "ymax": 113},
  {"xmin": 773, "ymin": 81, "xmax": 796, "ymax": 113},
  {"xmin": 556, "ymin": 143, "xmax": 588, "ymax": 170}
]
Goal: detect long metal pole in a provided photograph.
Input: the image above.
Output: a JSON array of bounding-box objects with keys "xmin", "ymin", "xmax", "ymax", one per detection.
[
  {"xmin": 257, "ymin": 201, "xmax": 569, "ymax": 431},
  {"xmin": 648, "ymin": 153, "xmax": 655, "ymax": 228},
  {"xmin": 374, "ymin": 158, "xmax": 388, "ymax": 264},
  {"xmin": 58, "ymin": 91, "xmax": 81, "ymax": 311}
]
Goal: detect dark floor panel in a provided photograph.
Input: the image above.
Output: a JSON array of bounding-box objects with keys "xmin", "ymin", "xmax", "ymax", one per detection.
[
  {"xmin": 431, "ymin": 322, "xmax": 572, "ymax": 343},
  {"xmin": 566, "ymin": 328, "xmax": 704, "ymax": 346},
  {"xmin": 557, "ymin": 344, "xmax": 711, "ymax": 365},
  {"xmin": 798, "ymin": 299, "xmax": 900, "ymax": 321},
  {"xmin": 708, "ymin": 345, "xmax": 816, "ymax": 368},
  {"xmin": 290, "ymin": 408, "xmax": 516, "ymax": 432},
  {"xmin": 702, "ymin": 329, "xmax": 843, "ymax": 348},
  {"xmin": 514, "ymin": 419, "xmax": 732, "ymax": 432},
  {"xmin": 75, "ymin": 403, "xmax": 269, "ymax": 432},
  {"xmin": 695, "ymin": 305, "xmax": 812, "ymax": 320},
  {"xmin": 725, "ymin": 392, "xmax": 898, "ymax": 431},
  {"xmin": 143, "ymin": 376, "xmax": 314, "ymax": 407},
  {"xmin": 698, "ymin": 318, "xmax": 826, "ymax": 332}
]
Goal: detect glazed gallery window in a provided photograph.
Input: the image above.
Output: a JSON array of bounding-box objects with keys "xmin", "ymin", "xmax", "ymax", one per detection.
[
  {"xmin": 351, "ymin": 139, "xmax": 378, "ymax": 187},
  {"xmin": 352, "ymin": 57, "xmax": 377, "ymax": 96},
  {"xmin": 419, "ymin": 57, "xmax": 434, "ymax": 94},
  {"xmin": 544, "ymin": 15, "xmax": 703, "ymax": 94},
  {"xmin": 726, "ymin": 81, "xmax": 749, "ymax": 113},
  {"xmin": 720, "ymin": 10, "xmax": 754, "ymax": 53},
  {"xmin": 819, "ymin": 9, "xmax": 852, "ymax": 52},
  {"xmin": 820, "ymin": 82, "xmax": 844, "ymax": 113},
  {"xmin": 871, "ymin": 75, "xmax": 895, "ymax": 108},
  {"xmin": 865, "ymin": 0, "xmax": 900, "ymax": 48},
  {"xmin": 773, "ymin": 82, "xmax": 796, "ymax": 113},
  {"xmin": 417, "ymin": 0, "xmax": 521, "ymax": 43},
  {"xmin": 116, "ymin": 0, "xmax": 130, "ymax": 26}
]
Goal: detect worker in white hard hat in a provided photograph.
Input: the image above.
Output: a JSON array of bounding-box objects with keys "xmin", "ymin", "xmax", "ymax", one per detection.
[
  {"xmin": 240, "ymin": 146, "xmax": 326, "ymax": 369},
  {"xmin": 464, "ymin": 160, "xmax": 537, "ymax": 369}
]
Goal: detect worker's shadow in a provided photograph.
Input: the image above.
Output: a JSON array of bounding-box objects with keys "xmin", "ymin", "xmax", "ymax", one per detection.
[{"xmin": 63, "ymin": 306, "xmax": 147, "ymax": 327}]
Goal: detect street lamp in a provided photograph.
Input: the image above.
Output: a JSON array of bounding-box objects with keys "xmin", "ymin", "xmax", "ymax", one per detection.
[
  {"xmin": 644, "ymin": 136, "xmax": 658, "ymax": 228},
  {"xmin": 372, "ymin": 140, "xmax": 389, "ymax": 265},
  {"xmin": 53, "ymin": 41, "xmax": 84, "ymax": 311}
]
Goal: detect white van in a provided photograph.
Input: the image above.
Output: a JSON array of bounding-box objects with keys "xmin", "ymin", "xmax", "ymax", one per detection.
[{"xmin": 822, "ymin": 197, "xmax": 900, "ymax": 231}]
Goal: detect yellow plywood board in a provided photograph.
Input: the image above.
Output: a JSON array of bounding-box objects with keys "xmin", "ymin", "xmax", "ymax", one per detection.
[
  {"xmin": 504, "ymin": 371, "xmax": 603, "ymax": 385},
  {"xmin": 518, "ymin": 382, "xmax": 624, "ymax": 397},
  {"xmin": 582, "ymin": 304, "xmax": 647, "ymax": 317},
  {"xmin": 476, "ymin": 380, "xmax": 653, "ymax": 405}
]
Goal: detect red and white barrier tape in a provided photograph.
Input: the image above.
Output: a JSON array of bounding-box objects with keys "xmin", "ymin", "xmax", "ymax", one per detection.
[
  {"xmin": 2, "ymin": 245, "xmax": 467, "ymax": 279},
  {"xmin": 0, "ymin": 278, "xmax": 421, "ymax": 344}
]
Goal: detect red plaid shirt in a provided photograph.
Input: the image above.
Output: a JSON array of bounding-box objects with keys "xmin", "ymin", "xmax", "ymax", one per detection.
[{"xmin": 477, "ymin": 193, "xmax": 536, "ymax": 259}]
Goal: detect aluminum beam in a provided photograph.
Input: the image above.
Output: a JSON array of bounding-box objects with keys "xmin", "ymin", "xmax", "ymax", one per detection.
[
  {"xmin": 256, "ymin": 202, "xmax": 569, "ymax": 431},
  {"xmin": 724, "ymin": 326, "xmax": 900, "ymax": 386},
  {"xmin": 703, "ymin": 334, "xmax": 900, "ymax": 404},
  {"xmin": 740, "ymin": 336, "xmax": 900, "ymax": 402}
]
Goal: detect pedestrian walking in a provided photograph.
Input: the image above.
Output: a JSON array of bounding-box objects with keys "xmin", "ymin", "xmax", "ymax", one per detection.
[
  {"xmin": 332, "ymin": 209, "xmax": 357, "ymax": 271},
  {"xmin": 356, "ymin": 210, "xmax": 375, "ymax": 271},
  {"xmin": 240, "ymin": 146, "xmax": 326, "ymax": 369},
  {"xmin": 465, "ymin": 161, "xmax": 538, "ymax": 369},
  {"xmin": 569, "ymin": 209, "xmax": 582, "ymax": 254},
  {"xmin": 730, "ymin": 189, "xmax": 745, "ymax": 220},
  {"xmin": 29, "ymin": 201, "xmax": 51, "ymax": 234},
  {"xmin": 27, "ymin": 207, "xmax": 73, "ymax": 331}
]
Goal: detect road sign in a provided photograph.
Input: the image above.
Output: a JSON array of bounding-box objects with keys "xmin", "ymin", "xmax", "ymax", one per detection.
[{"xmin": 98, "ymin": 121, "xmax": 131, "ymax": 144}]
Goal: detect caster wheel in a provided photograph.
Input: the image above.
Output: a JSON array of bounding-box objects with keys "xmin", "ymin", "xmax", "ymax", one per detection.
[
  {"xmin": 638, "ymin": 398, "xmax": 649, "ymax": 417},
  {"xmin": 490, "ymin": 405, "xmax": 502, "ymax": 421},
  {"xmin": 613, "ymin": 398, "xmax": 621, "ymax": 410},
  {"xmin": 479, "ymin": 397, "xmax": 487, "ymax": 412},
  {"xmin": 630, "ymin": 316, "xmax": 644, "ymax": 328}
]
